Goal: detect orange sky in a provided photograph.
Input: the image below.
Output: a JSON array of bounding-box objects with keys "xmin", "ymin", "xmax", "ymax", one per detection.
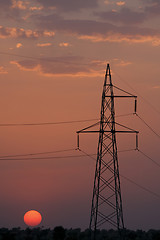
[{"xmin": 0, "ymin": 0, "xmax": 160, "ymax": 230}]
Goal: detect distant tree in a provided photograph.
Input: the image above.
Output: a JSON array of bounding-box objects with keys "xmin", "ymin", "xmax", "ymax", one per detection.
[
  {"xmin": 2, "ymin": 233, "xmax": 15, "ymax": 240},
  {"xmin": 53, "ymin": 226, "xmax": 66, "ymax": 240},
  {"xmin": 66, "ymin": 228, "xmax": 81, "ymax": 240},
  {"xmin": 126, "ymin": 230, "xmax": 137, "ymax": 240},
  {"xmin": 2, "ymin": 227, "xmax": 160, "ymax": 240},
  {"xmin": 152, "ymin": 230, "xmax": 160, "ymax": 240}
]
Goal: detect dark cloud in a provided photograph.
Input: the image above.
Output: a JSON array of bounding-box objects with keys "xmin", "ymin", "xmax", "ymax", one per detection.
[
  {"xmin": 141, "ymin": 0, "xmax": 159, "ymax": 4},
  {"xmin": 36, "ymin": 0, "xmax": 98, "ymax": 12},
  {"xmin": 0, "ymin": 0, "xmax": 25, "ymax": 21},
  {"xmin": 95, "ymin": 7, "xmax": 147, "ymax": 25},
  {"xmin": 32, "ymin": 13, "xmax": 159, "ymax": 40},
  {"xmin": 11, "ymin": 57, "xmax": 106, "ymax": 76},
  {"xmin": 145, "ymin": 0, "xmax": 160, "ymax": 15},
  {"xmin": 33, "ymin": 13, "xmax": 115, "ymax": 35},
  {"xmin": 140, "ymin": 0, "xmax": 160, "ymax": 15},
  {"xmin": 0, "ymin": 0, "xmax": 12, "ymax": 8}
]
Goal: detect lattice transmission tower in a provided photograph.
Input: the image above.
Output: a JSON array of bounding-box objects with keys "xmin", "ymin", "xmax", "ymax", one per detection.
[{"xmin": 77, "ymin": 64, "xmax": 138, "ymax": 240}]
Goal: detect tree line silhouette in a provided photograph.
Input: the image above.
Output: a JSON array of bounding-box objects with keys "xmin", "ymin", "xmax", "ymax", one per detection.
[{"xmin": 0, "ymin": 227, "xmax": 160, "ymax": 240}]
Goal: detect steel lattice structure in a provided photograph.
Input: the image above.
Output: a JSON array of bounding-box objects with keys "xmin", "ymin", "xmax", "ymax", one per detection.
[
  {"xmin": 77, "ymin": 64, "xmax": 138, "ymax": 240},
  {"xmin": 89, "ymin": 64, "xmax": 125, "ymax": 238}
]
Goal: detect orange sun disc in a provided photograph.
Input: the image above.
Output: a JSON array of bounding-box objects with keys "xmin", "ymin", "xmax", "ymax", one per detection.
[{"xmin": 24, "ymin": 210, "xmax": 42, "ymax": 227}]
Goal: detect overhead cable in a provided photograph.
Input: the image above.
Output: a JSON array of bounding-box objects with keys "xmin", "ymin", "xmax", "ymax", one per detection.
[
  {"xmin": 138, "ymin": 149, "xmax": 160, "ymax": 168},
  {"xmin": 136, "ymin": 113, "xmax": 160, "ymax": 139},
  {"xmin": 0, "ymin": 118, "xmax": 99, "ymax": 127},
  {"xmin": 0, "ymin": 153, "xmax": 96, "ymax": 161},
  {"xmin": 0, "ymin": 113, "xmax": 134, "ymax": 127},
  {"xmin": 0, "ymin": 148, "xmax": 76, "ymax": 159},
  {"xmin": 78, "ymin": 148, "xmax": 160, "ymax": 199},
  {"xmin": 113, "ymin": 70, "xmax": 160, "ymax": 116},
  {"xmin": 0, "ymin": 148, "xmax": 134, "ymax": 160},
  {"xmin": 121, "ymin": 174, "xmax": 160, "ymax": 199}
]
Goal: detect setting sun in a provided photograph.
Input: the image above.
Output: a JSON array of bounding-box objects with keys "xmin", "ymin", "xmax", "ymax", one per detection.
[{"xmin": 24, "ymin": 210, "xmax": 42, "ymax": 227}]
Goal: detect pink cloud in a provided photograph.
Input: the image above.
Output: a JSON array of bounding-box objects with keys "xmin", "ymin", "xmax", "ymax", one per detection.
[
  {"xmin": 37, "ymin": 43, "xmax": 52, "ymax": 47},
  {"xmin": 116, "ymin": 1, "xmax": 125, "ymax": 6},
  {"xmin": 59, "ymin": 42, "xmax": 70, "ymax": 47},
  {"xmin": 0, "ymin": 26, "xmax": 55, "ymax": 39},
  {"xmin": 78, "ymin": 33, "xmax": 160, "ymax": 45},
  {"xmin": 152, "ymin": 86, "xmax": 160, "ymax": 89},
  {"xmin": 29, "ymin": 6, "xmax": 44, "ymax": 11},
  {"xmin": 16, "ymin": 43, "xmax": 23, "ymax": 48},
  {"xmin": 0, "ymin": 66, "xmax": 8, "ymax": 74},
  {"xmin": 11, "ymin": 0, "xmax": 28, "ymax": 10}
]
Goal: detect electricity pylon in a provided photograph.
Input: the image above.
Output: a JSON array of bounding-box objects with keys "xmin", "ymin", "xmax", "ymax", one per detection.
[{"xmin": 77, "ymin": 64, "xmax": 138, "ymax": 240}]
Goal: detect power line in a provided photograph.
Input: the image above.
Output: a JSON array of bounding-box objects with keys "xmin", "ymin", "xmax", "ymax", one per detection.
[
  {"xmin": 78, "ymin": 148, "xmax": 160, "ymax": 199},
  {"xmin": 0, "ymin": 113, "xmax": 134, "ymax": 127},
  {"xmin": 78, "ymin": 149, "xmax": 97, "ymax": 162},
  {"xmin": 0, "ymin": 148, "xmax": 76, "ymax": 159},
  {"xmin": 0, "ymin": 148, "xmax": 134, "ymax": 160},
  {"xmin": 138, "ymin": 149, "xmax": 160, "ymax": 168},
  {"xmin": 0, "ymin": 153, "xmax": 96, "ymax": 161},
  {"xmin": 113, "ymin": 70, "xmax": 160, "ymax": 116},
  {"xmin": 136, "ymin": 113, "xmax": 160, "ymax": 139},
  {"xmin": 0, "ymin": 118, "xmax": 99, "ymax": 127},
  {"xmin": 121, "ymin": 174, "xmax": 160, "ymax": 199}
]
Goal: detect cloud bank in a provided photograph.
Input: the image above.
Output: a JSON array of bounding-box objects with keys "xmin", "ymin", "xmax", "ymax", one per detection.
[
  {"xmin": 36, "ymin": 0, "xmax": 98, "ymax": 12},
  {"xmin": 11, "ymin": 57, "xmax": 106, "ymax": 77},
  {"xmin": 32, "ymin": 13, "xmax": 160, "ymax": 45}
]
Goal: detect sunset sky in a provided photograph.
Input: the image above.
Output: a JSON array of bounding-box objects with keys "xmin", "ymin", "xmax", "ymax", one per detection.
[{"xmin": 0, "ymin": 0, "xmax": 160, "ymax": 231}]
